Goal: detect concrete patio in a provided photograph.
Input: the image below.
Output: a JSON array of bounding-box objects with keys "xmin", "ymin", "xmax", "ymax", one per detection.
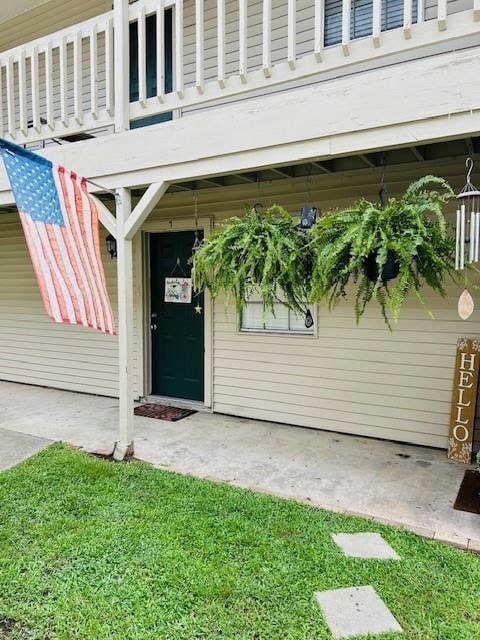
[{"xmin": 0, "ymin": 380, "xmax": 478, "ymax": 551}]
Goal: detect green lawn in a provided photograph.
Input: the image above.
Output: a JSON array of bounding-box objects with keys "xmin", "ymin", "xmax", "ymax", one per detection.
[{"xmin": 0, "ymin": 444, "xmax": 479, "ymax": 640}]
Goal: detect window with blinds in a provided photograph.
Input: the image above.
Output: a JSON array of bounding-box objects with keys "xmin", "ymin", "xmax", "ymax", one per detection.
[{"xmin": 324, "ymin": 0, "xmax": 419, "ymax": 46}]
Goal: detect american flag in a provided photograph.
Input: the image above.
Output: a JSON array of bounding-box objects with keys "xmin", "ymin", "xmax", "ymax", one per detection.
[{"xmin": 0, "ymin": 139, "xmax": 115, "ymax": 335}]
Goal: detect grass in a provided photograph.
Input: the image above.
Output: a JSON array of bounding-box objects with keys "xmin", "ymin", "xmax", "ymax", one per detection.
[{"xmin": 0, "ymin": 444, "xmax": 479, "ymax": 640}]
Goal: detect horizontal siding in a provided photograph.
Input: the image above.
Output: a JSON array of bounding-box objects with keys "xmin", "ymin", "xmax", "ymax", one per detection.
[
  {"xmin": 213, "ymin": 284, "xmax": 479, "ymax": 449},
  {"xmin": 0, "ymin": 213, "xmax": 141, "ymax": 399}
]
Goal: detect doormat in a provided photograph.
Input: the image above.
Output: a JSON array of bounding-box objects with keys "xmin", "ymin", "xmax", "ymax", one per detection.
[
  {"xmin": 454, "ymin": 469, "xmax": 480, "ymax": 515},
  {"xmin": 134, "ymin": 403, "xmax": 197, "ymax": 422}
]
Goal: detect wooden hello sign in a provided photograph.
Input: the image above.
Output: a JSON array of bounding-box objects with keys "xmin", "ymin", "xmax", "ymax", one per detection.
[{"xmin": 448, "ymin": 338, "xmax": 480, "ymax": 463}]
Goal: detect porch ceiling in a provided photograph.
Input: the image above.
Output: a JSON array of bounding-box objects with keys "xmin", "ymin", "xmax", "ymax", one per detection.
[{"xmin": 154, "ymin": 135, "xmax": 480, "ymax": 194}]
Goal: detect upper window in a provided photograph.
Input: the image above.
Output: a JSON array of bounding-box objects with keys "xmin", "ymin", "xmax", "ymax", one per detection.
[
  {"xmin": 324, "ymin": 0, "xmax": 419, "ymax": 47},
  {"xmin": 240, "ymin": 301, "xmax": 315, "ymax": 335}
]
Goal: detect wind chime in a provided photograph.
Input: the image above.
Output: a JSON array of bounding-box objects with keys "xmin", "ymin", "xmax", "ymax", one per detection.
[
  {"xmin": 191, "ymin": 191, "xmax": 203, "ymax": 315},
  {"xmin": 455, "ymin": 158, "xmax": 479, "ymax": 320}
]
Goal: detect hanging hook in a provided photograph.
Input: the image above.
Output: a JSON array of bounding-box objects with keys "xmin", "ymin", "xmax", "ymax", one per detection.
[{"xmin": 466, "ymin": 157, "xmax": 474, "ymax": 183}]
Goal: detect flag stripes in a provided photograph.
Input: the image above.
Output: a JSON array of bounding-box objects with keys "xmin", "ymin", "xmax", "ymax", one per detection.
[{"xmin": 0, "ymin": 139, "xmax": 115, "ymax": 335}]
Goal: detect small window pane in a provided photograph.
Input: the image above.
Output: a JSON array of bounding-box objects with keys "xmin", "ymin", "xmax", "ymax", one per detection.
[
  {"xmin": 265, "ymin": 303, "xmax": 289, "ymax": 331},
  {"xmin": 242, "ymin": 303, "xmax": 264, "ymax": 330}
]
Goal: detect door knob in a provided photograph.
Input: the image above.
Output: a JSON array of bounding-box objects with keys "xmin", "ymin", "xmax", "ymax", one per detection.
[{"xmin": 150, "ymin": 324, "xmax": 157, "ymax": 330}]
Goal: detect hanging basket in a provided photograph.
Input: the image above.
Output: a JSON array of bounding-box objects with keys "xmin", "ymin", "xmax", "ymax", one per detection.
[{"xmin": 365, "ymin": 250, "xmax": 400, "ymax": 283}]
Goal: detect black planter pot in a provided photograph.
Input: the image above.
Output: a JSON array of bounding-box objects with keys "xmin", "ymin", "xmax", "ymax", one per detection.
[{"xmin": 365, "ymin": 250, "xmax": 399, "ymax": 282}]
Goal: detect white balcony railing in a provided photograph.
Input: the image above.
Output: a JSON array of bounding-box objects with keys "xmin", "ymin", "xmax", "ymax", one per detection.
[{"xmin": 0, "ymin": 0, "xmax": 478, "ymax": 144}]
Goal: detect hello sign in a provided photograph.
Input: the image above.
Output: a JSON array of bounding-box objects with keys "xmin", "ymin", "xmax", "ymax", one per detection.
[{"xmin": 448, "ymin": 338, "xmax": 480, "ymax": 463}]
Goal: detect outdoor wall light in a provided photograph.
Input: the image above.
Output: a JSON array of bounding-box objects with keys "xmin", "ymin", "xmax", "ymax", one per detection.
[
  {"xmin": 300, "ymin": 205, "xmax": 317, "ymax": 229},
  {"xmin": 106, "ymin": 234, "xmax": 117, "ymax": 259}
]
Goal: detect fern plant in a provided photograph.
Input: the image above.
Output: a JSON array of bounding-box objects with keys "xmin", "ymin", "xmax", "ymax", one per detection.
[
  {"xmin": 308, "ymin": 175, "xmax": 457, "ymax": 327},
  {"xmin": 192, "ymin": 205, "xmax": 310, "ymax": 315}
]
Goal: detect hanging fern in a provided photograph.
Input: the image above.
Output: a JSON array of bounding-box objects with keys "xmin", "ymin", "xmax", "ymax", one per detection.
[
  {"xmin": 192, "ymin": 205, "xmax": 310, "ymax": 315},
  {"xmin": 308, "ymin": 175, "xmax": 458, "ymax": 328}
]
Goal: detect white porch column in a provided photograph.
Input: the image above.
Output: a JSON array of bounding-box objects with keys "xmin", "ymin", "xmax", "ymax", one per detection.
[
  {"xmin": 113, "ymin": 187, "xmax": 135, "ymax": 459},
  {"xmin": 114, "ymin": 0, "xmax": 130, "ymax": 132}
]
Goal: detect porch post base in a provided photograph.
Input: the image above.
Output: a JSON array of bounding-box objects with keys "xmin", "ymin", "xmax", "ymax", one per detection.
[{"xmin": 112, "ymin": 440, "xmax": 134, "ymax": 461}]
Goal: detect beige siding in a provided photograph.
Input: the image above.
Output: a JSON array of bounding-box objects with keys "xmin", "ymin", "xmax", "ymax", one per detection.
[{"xmin": 0, "ymin": 213, "xmax": 146, "ymax": 398}]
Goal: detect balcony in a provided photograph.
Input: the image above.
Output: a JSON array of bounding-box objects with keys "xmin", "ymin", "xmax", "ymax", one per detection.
[{"xmin": 0, "ymin": 0, "xmax": 478, "ymax": 146}]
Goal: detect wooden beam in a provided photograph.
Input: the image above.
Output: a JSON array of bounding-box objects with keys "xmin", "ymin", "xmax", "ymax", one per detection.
[
  {"xmin": 410, "ymin": 146, "xmax": 424, "ymax": 161},
  {"xmin": 124, "ymin": 181, "xmax": 168, "ymax": 239},
  {"xmin": 200, "ymin": 177, "xmax": 224, "ymax": 187},
  {"xmin": 311, "ymin": 161, "xmax": 332, "ymax": 174},
  {"xmin": 270, "ymin": 166, "xmax": 295, "ymax": 178},
  {"xmin": 234, "ymin": 173, "xmax": 258, "ymax": 183},
  {"xmin": 358, "ymin": 154, "xmax": 375, "ymax": 168}
]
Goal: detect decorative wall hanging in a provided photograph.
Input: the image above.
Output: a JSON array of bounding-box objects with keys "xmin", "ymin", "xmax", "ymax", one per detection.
[
  {"xmin": 164, "ymin": 277, "xmax": 192, "ymax": 303},
  {"xmin": 447, "ymin": 338, "xmax": 480, "ymax": 463}
]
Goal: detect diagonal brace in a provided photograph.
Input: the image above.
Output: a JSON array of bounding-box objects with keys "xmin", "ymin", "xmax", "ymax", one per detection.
[{"xmin": 124, "ymin": 181, "xmax": 169, "ymax": 240}]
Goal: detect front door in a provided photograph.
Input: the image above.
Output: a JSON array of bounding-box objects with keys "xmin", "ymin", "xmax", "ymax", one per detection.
[{"xmin": 149, "ymin": 231, "xmax": 204, "ymax": 401}]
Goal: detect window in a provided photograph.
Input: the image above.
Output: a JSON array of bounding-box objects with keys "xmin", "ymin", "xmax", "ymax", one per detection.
[
  {"xmin": 324, "ymin": 0, "xmax": 419, "ymax": 47},
  {"xmin": 129, "ymin": 9, "xmax": 173, "ymax": 128},
  {"xmin": 240, "ymin": 302, "xmax": 315, "ymax": 335}
]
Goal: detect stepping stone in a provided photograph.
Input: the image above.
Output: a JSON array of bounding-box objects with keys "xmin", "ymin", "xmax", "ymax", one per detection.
[
  {"xmin": 315, "ymin": 585, "xmax": 403, "ymax": 639},
  {"xmin": 332, "ymin": 532, "xmax": 400, "ymax": 560}
]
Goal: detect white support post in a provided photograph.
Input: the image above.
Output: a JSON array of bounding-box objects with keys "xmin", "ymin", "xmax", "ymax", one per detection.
[
  {"xmin": 138, "ymin": 4, "xmax": 147, "ymax": 106},
  {"xmin": 314, "ymin": 0, "xmax": 323, "ymax": 62},
  {"xmin": 175, "ymin": 0, "xmax": 184, "ymax": 98},
  {"xmin": 403, "ymin": 0, "xmax": 413, "ymax": 38},
  {"xmin": 6, "ymin": 57, "xmax": 15, "ymax": 138},
  {"xmin": 31, "ymin": 47, "xmax": 41, "ymax": 132},
  {"xmin": 195, "ymin": 0, "xmax": 205, "ymax": 93},
  {"xmin": 73, "ymin": 31, "xmax": 83, "ymax": 125},
  {"xmin": 262, "ymin": 0, "xmax": 272, "ymax": 76},
  {"xmin": 114, "ymin": 187, "xmax": 135, "ymax": 460},
  {"xmin": 114, "ymin": 0, "xmax": 130, "ymax": 132},
  {"xmin": 90, "ymin": 25, "xmax": 98, "ymax": 119},
  {"xmin": 342, "ymin": 0, "xmax": 351, "ymax": 55},
  {"xmin": 156, "ymin": 1, "xmax": 165, "ymax": 101},
  {"xmin": 437, "ymin": 0, "xmax": 447, "ymax": 29},
  {"xmin": 217, "ymin": 0, "xmax": 226, "ymax": 86},
  {"xmin": 372, "ymin": 0, "xmax": 381, "ymax": 47},
  {"xmin": 105, "ymin": 17, "xmax": 114, "ymax": 115},
  {"xmin": 239, "ymin": 0, "xmax": 248, "ymax": 82},
  {"xmin": 59, "ymin": 37, "xmax": 68, "ymax": 126},
  {"xmin": 45, "ymin": 42, "xmax": 54, "ymax": 129},
  {"xmin": 287, "ymin": 0, "xmax": 296, "ymax": 69},
  {"xmin": 18, "ymin": 51, "xmax": 27, "ymax": 135}
]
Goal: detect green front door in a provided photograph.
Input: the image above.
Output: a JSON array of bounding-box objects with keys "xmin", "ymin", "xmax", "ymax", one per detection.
[{"xmin": 149, "ymin": 231, "xmax": 204, "ymax": 401}]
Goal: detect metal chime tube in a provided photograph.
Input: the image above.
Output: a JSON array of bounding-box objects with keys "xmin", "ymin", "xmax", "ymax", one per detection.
[
  {"xmin": 460, "ymin": 203, "xmax": 466, "ymax": 270},
  {"xmin": 469, "ymin": 210, "xmax": 475, "ymax": 263},
  {"xmin": 473, "ymin": 211, "xmax": 480, "ymax": 262},
  {"xmin": 456, "ymin": 208, "xmax": 461, "ymax": 270}
]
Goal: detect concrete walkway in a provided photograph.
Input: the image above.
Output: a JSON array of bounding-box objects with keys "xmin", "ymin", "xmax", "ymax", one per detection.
[
  {"xmin": 0, "ymin": 426, "xmax": 51, "ymax": 471},
  {"xmin": 0, "ymin": 381, "xmax": 478, "ymax": 550}
]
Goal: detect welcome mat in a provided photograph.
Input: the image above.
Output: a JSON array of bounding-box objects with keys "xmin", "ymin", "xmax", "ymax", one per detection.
[
  {"xmin": 454, "ymin": 469, "xmax": 480, "ymax": 515},
  {"xmin": 134, "ymin": 403, "xmax": 197, "ymax": 422}
]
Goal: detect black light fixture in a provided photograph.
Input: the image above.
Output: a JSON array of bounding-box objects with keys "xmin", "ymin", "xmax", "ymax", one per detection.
[
  {"xmin": 300, "ymin": 205, "xmax": 317, "ymax": 229},
  {"xmin": 106, "ymin": 234, "xmax": 117, "ymax": 259}
]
